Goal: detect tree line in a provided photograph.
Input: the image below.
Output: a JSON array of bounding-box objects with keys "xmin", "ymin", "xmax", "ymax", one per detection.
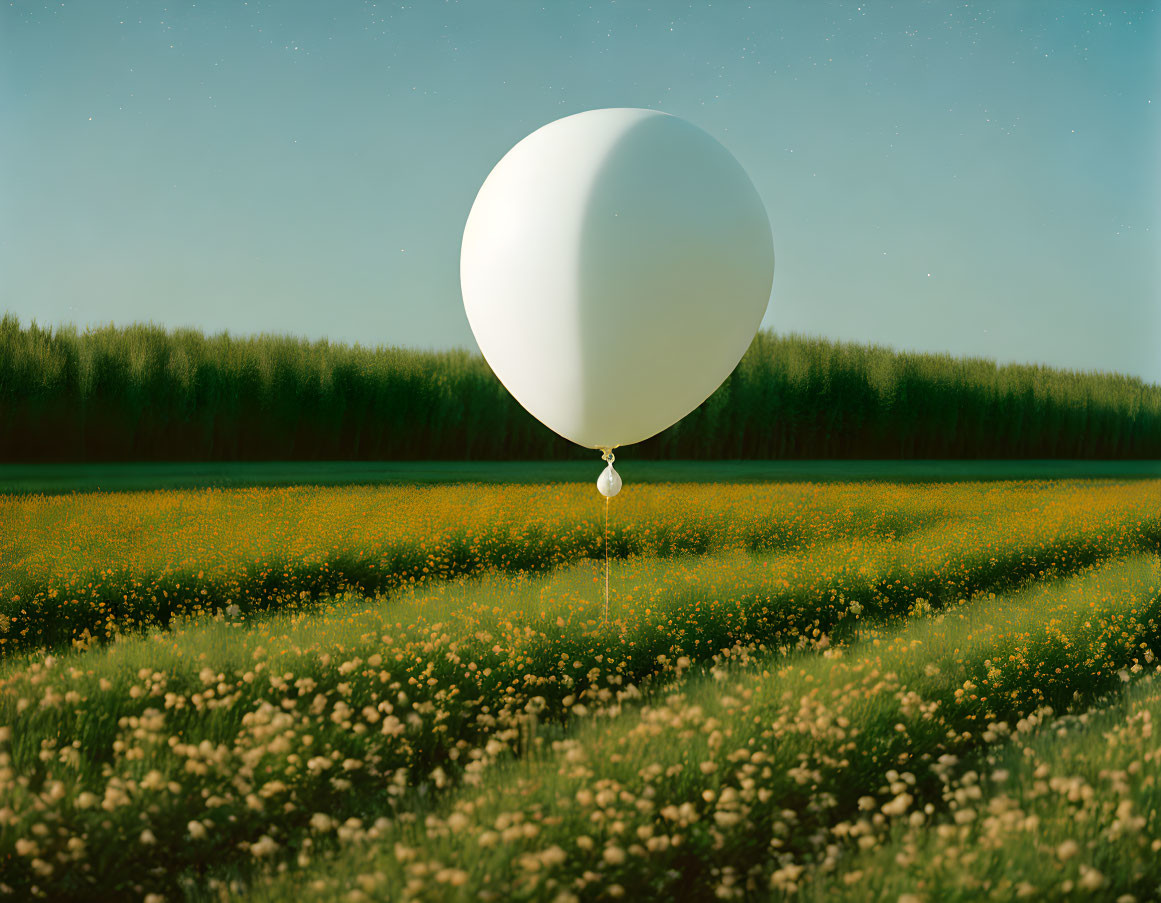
[{"xmin": 2, "ymin": 315, "xmax": 1158, "ymax": 461}]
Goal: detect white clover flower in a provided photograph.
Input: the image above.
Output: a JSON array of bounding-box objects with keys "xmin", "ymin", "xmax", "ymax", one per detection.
[
  {"xmin": 435, "ymin": 868, "xmax": 468, "ymax": 886},
  {"xmin": 446, "ymin": 812, "xmax": 469, "ymax": 832},
  {"xmin": 310, "ymin": 813, "xmax": 335, "ymax": 832},
  {"xmin": 1056, "ymin": 840, "xmax": 1079, "ymax": 861},
  {"xmin": 882, "ymin": 793, "xmax": 913, "ymax": 817}
]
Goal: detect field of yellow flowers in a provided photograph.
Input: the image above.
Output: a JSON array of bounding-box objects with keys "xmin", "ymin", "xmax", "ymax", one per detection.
[{"xmin": 0, "ymin": 477, "xmax": 1158, "ymax": 901}]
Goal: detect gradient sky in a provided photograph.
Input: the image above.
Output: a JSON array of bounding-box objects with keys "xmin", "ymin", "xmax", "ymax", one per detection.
[{"xmin": 2, "ymin": 1, "xmax": 1158, "ymax": 382}]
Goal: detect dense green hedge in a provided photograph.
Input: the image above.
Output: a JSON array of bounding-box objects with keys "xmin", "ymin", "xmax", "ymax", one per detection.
[{"xmin": 2, "ymin": 315, "xmax": 1158, "ymax": 460}]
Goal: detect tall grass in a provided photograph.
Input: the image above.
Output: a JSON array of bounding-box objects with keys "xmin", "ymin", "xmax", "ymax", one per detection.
[{"xmin": 2, "ymin": 316, "xmax": 1159, "ymax": 460}]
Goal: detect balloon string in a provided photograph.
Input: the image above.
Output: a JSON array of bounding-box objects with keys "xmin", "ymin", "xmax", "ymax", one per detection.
[{"xmin": 604, "ymin": 494, "xmax": 610, "ymax": 623}]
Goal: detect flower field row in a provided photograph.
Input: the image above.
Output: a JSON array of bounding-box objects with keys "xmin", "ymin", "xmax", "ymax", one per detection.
[
  {"xmin": 1, "ymin": 478, "xmax": 1158, "ymax": 901},
  {"xmin": 808, "ymin": 671, "xmax": 1161, "ymax": 901},
  {"xmin": 2, "ymin": 479, "xmax": 1156, "ymax": 654},
  {"xmin": 2, "ymin": 480, "xmax": 955, "ymax": 653},
  {"xmin": 239, "ymin": 555, "xmax": 1161, "ymax": 902},
  {"xmin": 0, "ymin": 488, "xmax": 1157, "ymax": 900}
]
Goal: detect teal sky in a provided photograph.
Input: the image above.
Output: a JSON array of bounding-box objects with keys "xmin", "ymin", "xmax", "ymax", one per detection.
[{"xmin": 2, "ymin": 1, "xmax": 1158, "ymax": 383}]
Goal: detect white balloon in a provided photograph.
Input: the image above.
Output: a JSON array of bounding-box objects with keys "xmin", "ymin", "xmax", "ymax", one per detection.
[
  {"xmin": 461, "ymin": 107, "xmax": 774, "ymax": 450},
  {"xmin": 597, "ymin": 462, "xmax": 622, "ymax": 498}
]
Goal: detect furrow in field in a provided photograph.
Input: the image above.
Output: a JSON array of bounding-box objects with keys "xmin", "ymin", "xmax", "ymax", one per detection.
[{"xmin": 231, "ymin": 555, "xmax": 1160, "ymax": 903}]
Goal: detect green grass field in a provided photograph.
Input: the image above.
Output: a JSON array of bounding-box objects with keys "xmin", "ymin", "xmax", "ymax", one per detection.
[
  {"xmin": 2, "ymin": 459, "xmax": 1159, "ymax": 494},
  {"xmin": 1, "ymin": 473, "xmax": 1158, "ymax": 901}
]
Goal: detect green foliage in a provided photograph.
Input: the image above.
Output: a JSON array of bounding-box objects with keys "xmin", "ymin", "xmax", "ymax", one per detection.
[{"xmin": 2, "ymin": 315, "xmax": 1159, "ymax": 460}]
